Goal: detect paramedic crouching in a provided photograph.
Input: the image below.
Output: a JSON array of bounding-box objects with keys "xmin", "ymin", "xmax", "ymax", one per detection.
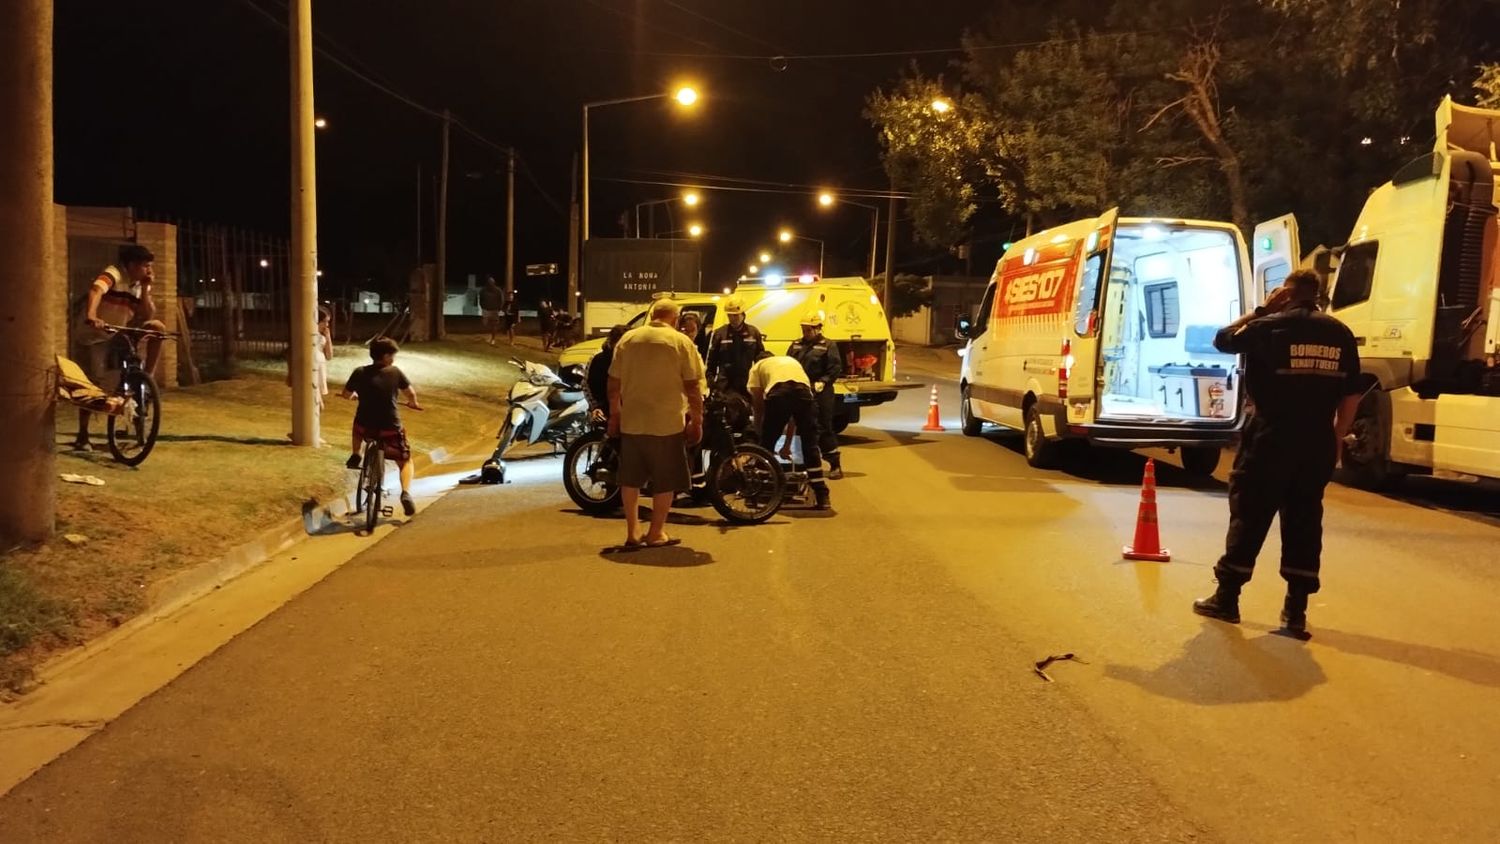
[{"xmin": 1192, "ymin": 270, "xmax": 1364, "ymax": 638}]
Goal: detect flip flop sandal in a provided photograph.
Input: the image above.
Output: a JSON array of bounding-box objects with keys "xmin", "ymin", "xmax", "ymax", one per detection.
[
  {"xmin": 645, "ymin": 536, "xmax": 682, "ymax": 548},
  {"xmin": 608, "ymin": 539, "xmax": 645, "ymax": 552}
]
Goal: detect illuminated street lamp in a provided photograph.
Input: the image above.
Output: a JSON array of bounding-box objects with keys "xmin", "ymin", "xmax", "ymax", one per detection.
[
  {"xmin": 633, "ymin": 188, "xmax": 705, "ymax": 237},
  {"xmin": 314, "ymin": 116, "xmax": 328, "ymax": 129},
  {"xmin": 688, "ymin": 223, "xmax": 704, "ymax": 238},
  {"xmin": 583, "ymin": 84, "xmax": 701, "ymax": 243},
  {"xmin": 683, "ymin": 190, "xmax": 701, "ymax": 207},
  {"xmin": 758, "ymin": 251, "xmax": 772, "ymax": 264},
  {"xmin": 748, "ymin": 264, "xmax": 759, "ymax": 274},
  {"xmin": 675, "ymin": 86, "xmax": 699, "ymax": 106},
  {"xmin": 775, "ymin": 229, "xmax": 825, "ymax": 276},
  {"xmin": 815, "ymin": 190, "xmax": 881, "ymax": 279}
]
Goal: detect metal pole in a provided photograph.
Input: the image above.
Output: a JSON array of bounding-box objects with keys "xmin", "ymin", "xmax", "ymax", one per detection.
[
  {"xmin": 505, "ymin": 147, "xmax": 516, "ymax": 297},
  {"xmin": 567, "ymin": 153, "xmax": 580, "ymax": 320},
  {"xmin": 581, "ymin": 105, "xmax": 590, "ymax": 246},
  {"xmin": 867, "ymin": 206, "xmax": 879, "ymax": 280},
  {"xmin": 883, "ymin": 193, "xmax": 897, "ymax": 308},
  {"xmin": 818, "ymin": 241, "xmax": 825, "ymax": 277},
  {"xmin": 436, "ymin": 109, "xmax": 450, "ymax": 339},
  {"xmin": 415, "ymin": 162, "xmax": 422, "ymax": 267},
  {"xmin": 288, "ymin": 0, "xmax": 318, "ymax": 446},
  {"xmin": 0, "ymin": 0, "xmax": 56, "ymax": 541}
]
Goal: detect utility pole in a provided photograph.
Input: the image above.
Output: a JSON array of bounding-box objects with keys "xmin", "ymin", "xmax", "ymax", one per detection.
[
  {"xmin": 567, "ymin": 153, "xmax": 580, "ymax": 319},
  {"xmin": 883, "ymin": 193, "xmax": 898, "ymax": 309},
  {"xmin": 0, "ymin": 0, "xmax": 55, "ymax": 541},
  {"xmin": 867, "ymin": 206, "xmax": 880, "ymax": 281},
  {"xmin": 287, "ymin": 0, "xmax": 319, "ymax": 446},
  {"xmin": 435, "ymin": 109, "xmax": 451, "ymax": 339},
  {"xmin": 505, "ymin": 147, "xmax": 516, "ymax": 297},
  {"xmin": 415, "ymin": 163, "xmax": 422, "ymax": 267}
]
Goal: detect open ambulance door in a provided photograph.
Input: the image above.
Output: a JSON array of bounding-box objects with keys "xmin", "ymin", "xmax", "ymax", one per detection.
[
  {"xmin": 1252, "ymin": 214, "xmax": 1301, "ymax": 303},
  {"xmin": 1075, "ymin": 207, "xmax": 1119, "ymax": 420}
]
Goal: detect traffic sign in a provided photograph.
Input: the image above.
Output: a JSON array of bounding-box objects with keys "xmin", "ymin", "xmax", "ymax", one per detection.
[{"xmin": 526, "ymin": 262, "xmax": 559, "ymax": 276}]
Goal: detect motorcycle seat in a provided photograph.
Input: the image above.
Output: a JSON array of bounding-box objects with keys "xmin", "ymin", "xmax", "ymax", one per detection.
[{"xmin": 550, "ymin": 389, "xmax": 586, "ymax": 410}]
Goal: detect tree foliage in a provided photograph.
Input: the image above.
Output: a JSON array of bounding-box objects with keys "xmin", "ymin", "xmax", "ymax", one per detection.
[{"xmin": 868, "ymin": 0, "xmax": 1500, "ymax": 251}]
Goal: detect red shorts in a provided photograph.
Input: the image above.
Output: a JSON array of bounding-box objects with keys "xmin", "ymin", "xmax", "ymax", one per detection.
[{"xmin": 353, "ymin": 422, "xmax": 410, "ymax": 464}]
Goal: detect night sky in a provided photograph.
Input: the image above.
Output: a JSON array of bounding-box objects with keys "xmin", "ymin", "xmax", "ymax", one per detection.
[{"xmin": 55, "ymin": 0, "xmax": 998, "ymax": 300}]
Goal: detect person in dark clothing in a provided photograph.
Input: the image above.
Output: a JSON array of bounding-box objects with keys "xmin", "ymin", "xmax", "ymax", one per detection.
[
  {"xmin": 748, "ymin": 350, "xmax": 831, "ymax": 510},
  {"xmin": 787, "ymin": 310, "xmax": 845, "ymax": 479},
  {"xmin": 704, "ymin": 295, "xmax": 764, "ymax": 397},
  {"xmin": 586, "ymin": 325, "xmax": 628, "ymax": 419},
  {"xmin": 1193, "ymin": 270, "xmax": 1365, "ymax": 637},
  {"xmin": 341, "ymin": 336, "xmax": 423, "ymax": 515},
  {"xmin": 479, "ymin": 277, "xmax": 505, "ymax": 345}
]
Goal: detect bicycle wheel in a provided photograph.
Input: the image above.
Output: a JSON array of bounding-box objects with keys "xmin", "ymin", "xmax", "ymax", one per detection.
[
  {"xmin": 354, "ymin": 446, "xmax": 373, "ymax": 511},
  {"xmin": 363, "ymin": 447, "xmax": 384, "ymax": 534},
  {"xmin": 708, "ymin": 443, "xmax": 785, "ymax": 525},
  {"xmin": 563, "ymin": 430, "xmax": 622, "ymax": 514},
  {"xmin": 106, "ymin": 371, "xmax": 161, "ymax": 466}
]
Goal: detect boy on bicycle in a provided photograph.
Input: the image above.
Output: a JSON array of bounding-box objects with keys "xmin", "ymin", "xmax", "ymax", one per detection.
[{"xmin": 341, "ymin": 336, "xmax": 422, "ymax": 516}]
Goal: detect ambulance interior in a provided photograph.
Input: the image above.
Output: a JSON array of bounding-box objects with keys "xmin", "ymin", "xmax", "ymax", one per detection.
[{"xmin": 1091, "ymin": 225, "xmax": 1244, "ymax": 422}]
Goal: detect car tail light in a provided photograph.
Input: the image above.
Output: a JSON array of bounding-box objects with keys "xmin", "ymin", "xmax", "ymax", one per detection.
[{"xmin": 1059, "ymin": 338, "xmax": 1072, "ymax": 399}]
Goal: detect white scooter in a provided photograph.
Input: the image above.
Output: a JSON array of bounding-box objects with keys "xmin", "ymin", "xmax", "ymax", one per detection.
[{"xmin": 464, "ymin": 358, "xmax": 589, "ymax": 485}]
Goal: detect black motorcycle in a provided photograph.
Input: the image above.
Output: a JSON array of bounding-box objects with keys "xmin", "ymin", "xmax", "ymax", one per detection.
[{"xmin": 562, "ymin": 389, "xmax": 786, "ymax": 524}]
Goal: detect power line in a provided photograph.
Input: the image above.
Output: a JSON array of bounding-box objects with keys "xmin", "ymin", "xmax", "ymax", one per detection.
[{"xmin": 235, "ymin": 0, "xmax": 566, "ymax": 215}]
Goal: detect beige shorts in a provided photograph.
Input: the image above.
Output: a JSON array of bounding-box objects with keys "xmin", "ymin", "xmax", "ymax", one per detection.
[{"xmin": 618, "ymin": 433, "xmax": 691, "ymax": 493}]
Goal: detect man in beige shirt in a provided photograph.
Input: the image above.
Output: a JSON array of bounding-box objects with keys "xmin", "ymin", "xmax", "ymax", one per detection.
[{"xmin": 607, "ymin": 298, "xmax": 706, "ymax": 547}]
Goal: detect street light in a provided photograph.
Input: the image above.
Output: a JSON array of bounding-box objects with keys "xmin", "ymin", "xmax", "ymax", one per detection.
[
  {"xmin": 815, "ymin": 190, "xmax": 881, "ymax": 279},
  {"xmin": 582, "ymin": 83, "xmax": 701, "ymax": 245},
  {"xmin": 314, "ymin": 116, "xmax": 328, "ymax": 129},
  {"xmin": 634, "ymin": 189, "xmax": 704, "ymax": 237},
  {"xmin": 775, "ymin": 229, "xmax": 825, "ymax": 276},
  {"xmin": 688, "ymin": 223, "xmax": 704, "ymax": 238},
  {"xmin": 748, "ymin": 264, "xmax": 759, "ymax": 274},
  {"xmin": 758, "ymin": 251, "xmax": 772, "ymax": 264}
]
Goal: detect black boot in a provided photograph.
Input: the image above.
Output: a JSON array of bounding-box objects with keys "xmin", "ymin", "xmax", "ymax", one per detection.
[
  {"xmin": 1281, "ymin": 591, "xmax": 1309, "ymax": 636},
  {"xmin": 1192, "ymin": 582, "xmax": 1241, "ymax": 624},
  {"xmin": 813, "ymin": 485, "xmax": 832, "ymax": 510},
  {"xmin": 826, "ymin": 456, "xmax": 844, "ymax": 481}
]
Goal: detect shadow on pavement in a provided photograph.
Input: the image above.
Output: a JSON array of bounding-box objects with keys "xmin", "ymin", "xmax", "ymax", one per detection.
[
  {"xmin": 155, "ymin": 433, "xmax": 291, "ymax": 446},
  {"xmin": 1104, "ymin": 624, "xmax": 1327, "ymax": 704},
  {"xmin": 600, "ymin": 545, "xmax": 714, "ymax": 567},
  {"xmin": 1241, "ymin": 622, "xmax": 1500, "ymax": 688},
  {"xmin": 1366, "ymin": 475, "xmax": 1500, "ymax": 530},
  {"xmin": 973, "ymin": 431, "xmax": 1228, "ymax": 493}
]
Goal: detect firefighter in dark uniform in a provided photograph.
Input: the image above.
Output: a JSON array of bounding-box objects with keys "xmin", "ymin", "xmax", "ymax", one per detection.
[
  {"xmin": 748, "ymin": 350, "xmax": 831, "ymax": 510},
  {"xmin": 705, "ymin": 295, "xmax": 765, "ymax": 398},
  {"xmin": 1193, "ymin": 270, "xmax": 1365, "ymax": 637},
  {"xmin": 787, "ymin": 310, "xmax": 844, "ymax": 479}
]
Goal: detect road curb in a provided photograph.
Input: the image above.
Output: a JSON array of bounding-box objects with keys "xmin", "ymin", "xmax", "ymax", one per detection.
[{"xmin": 21, "ymin": 424, "xmax": 495, "ymax": 690}]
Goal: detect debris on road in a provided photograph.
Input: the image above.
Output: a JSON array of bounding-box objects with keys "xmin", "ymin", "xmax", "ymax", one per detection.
[
  {"xmin": 60, "ymin": 473, "xmax": 105, "ymax": 487},
  {"xmin": 1034, "ymin": 652, "xmax": 1087, "ymax": 682},
  {"xmin": 62, "ymin": 534, "xmax": 89, "ymax": 547}
]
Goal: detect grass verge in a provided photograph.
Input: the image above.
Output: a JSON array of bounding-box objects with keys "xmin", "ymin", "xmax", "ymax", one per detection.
[{"xmin": 0, "ymin": 335, "xmax": 555, "ymax": 695}]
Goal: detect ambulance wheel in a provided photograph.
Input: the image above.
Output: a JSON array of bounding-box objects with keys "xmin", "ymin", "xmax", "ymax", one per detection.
[
  {"xmin": 1023, "ymin": 404, "xmax": 1062, "ymax": 468},
  {"xmin": 1181, "ymin": 446, "xmax": 1221, "ymax": 477},
  {"xmin": 960, "ymin": 384, "xmax": 983, "ymax": 437}
]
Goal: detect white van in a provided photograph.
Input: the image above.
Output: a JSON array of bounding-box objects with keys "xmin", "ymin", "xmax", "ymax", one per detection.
[
  {"xmin": 956, "ymin": 210, "xmax": 1254, "ymax": 474},
  {"xmin": 1255, "ymin": 97, "xmax": 1500, "ymax": 487}
]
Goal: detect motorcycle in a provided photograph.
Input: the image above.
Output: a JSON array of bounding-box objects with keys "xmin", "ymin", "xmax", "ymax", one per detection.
[
  {"xmin": 467, "ymin": 358, "xmax": 589, "ymax": 485},
  {"xmin": 562, "ymin": 388, "xmax": 786, "ymax": 524}
]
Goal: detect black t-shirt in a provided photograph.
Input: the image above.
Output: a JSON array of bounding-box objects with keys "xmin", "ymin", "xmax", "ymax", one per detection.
[
  {"xmin": 479, "ymin": 286, "xmax": 505, "ymax": 311},
  {"xmin": 1214, "ymin": 305, "xmax": 1362, "ymax": 431},
  {"xmin": 345, "ymin": 363, "xmax": 410, "ymax": 430}
]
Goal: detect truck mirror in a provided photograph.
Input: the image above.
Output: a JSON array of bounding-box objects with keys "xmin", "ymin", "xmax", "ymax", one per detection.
[{"xmin": 954, "ymin": 315, "xmax": 972, "ymax": 340}]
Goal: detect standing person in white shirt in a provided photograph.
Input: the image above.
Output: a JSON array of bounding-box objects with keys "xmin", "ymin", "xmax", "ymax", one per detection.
[
  {"xmin": 748, "ymin": 350, "xmax": 831, "ymax": 510},
  {"xmin": 606, "ymin": 298, "xmax": 705, "ymax": 548}
]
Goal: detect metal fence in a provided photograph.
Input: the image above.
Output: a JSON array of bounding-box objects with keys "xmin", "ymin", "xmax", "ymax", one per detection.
[{"xmin": 135, "ymin": 213, "xmax": 296, "ymax": 368}]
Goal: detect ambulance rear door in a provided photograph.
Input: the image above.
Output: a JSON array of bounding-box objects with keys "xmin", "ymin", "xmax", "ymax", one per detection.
[{"xmin": 1253, "ymin": 214, "xmax": 1301, "ymax": 302}]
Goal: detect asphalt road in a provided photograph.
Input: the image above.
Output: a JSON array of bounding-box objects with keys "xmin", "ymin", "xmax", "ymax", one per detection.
[{"xmin": 2, "ymin": 383, "xmax": 1498, "ymax": 842}]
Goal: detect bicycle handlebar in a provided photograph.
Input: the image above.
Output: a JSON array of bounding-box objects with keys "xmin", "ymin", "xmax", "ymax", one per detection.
[{"xmin": 102, "ymin": 325, "xmax": 181, "ymax": 340}]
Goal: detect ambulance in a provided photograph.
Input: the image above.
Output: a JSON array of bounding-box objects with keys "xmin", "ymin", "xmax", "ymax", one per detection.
[
  {"xmin": 1253, "ymin": 97, "xmax": 1500, "ymax": 488},
  {"xmin": 560, "ymin": 274, "xmax": 918, "ymax": 432},
  {"xmin": 955, "ymin": 212, "xmax": 1254, "ymax": 474}
]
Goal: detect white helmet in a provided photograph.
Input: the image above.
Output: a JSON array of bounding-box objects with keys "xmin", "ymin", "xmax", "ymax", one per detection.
[{"xmin": 724, "ymin": 296, "xmax": 746, "ymax": 315}]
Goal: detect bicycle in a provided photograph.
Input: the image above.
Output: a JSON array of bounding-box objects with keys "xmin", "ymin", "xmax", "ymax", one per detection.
[
  {"xmin": 56, "ymin": 325, "xmax": 177, "ymax": 466},
  {"xmin": 353, "ymin": 436, "xmax": 393, "ymax": 534}
]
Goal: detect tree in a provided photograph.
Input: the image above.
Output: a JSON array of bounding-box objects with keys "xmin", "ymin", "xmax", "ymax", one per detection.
[
  {"xmin": 885, "ymin": 273, "xmax": 934, "ymax": 320},
  {"xmin": 1476, "ymin": 65, "xmax": 1500, "ymax": 109}
]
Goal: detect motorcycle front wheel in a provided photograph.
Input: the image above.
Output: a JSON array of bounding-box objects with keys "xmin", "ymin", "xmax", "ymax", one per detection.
[
  {"xmin": 563, "ymin": 430, "xmax": 622, "ymax": 514},
  {"xmin": 707, "ymin": 443, "xmax": 786, "ymax": 525}
]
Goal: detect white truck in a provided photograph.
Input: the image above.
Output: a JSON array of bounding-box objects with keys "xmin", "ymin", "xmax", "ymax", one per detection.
[{"xmin": 1255, "ymin": 97, "xmax": 1500, "ymax": 488}]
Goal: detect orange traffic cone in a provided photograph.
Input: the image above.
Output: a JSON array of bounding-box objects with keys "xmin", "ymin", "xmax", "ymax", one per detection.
[
  {"xmin": 1123, "ymin": 458, "xmax": 1171, "ymax": 562},
  {"xmin": 922, "ymin": 385, "xmax": 946, "ymax": 431}
]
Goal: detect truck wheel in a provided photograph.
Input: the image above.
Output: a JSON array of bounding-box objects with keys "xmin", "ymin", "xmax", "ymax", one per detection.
[
  {"xmin": 1023, "ymin": 404, "xmax": 1062, "ymax": 469},
  {"xmin": 1340, "ymin": 397, "xmax": 1403, "ymax": 490},
  {"xmin": 1180, "ymin": 446, "xmax": 1221, "ymax": 477},
  {"xmin": 833, "ymin": 414, "xmax": 850, "ymax": 434},
  {"xmin": 960, "ymin": 384, "xmax": 983, "ymax": 437}
]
